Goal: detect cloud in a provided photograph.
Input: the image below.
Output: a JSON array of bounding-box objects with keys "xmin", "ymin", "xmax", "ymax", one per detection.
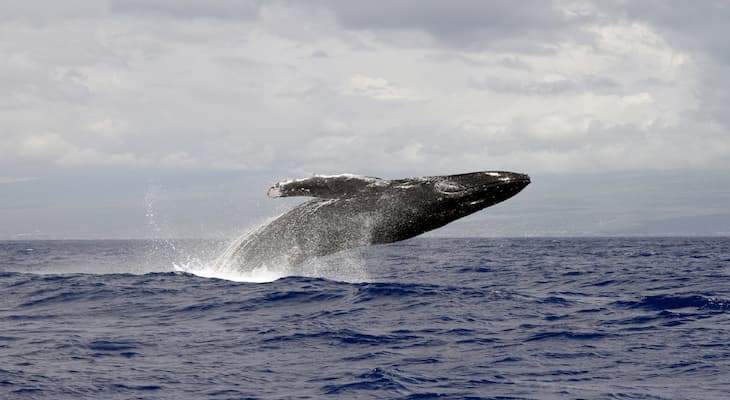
[
  {"xmin": 603, "ymin": 1, "xmax": 730, "ymax": 131},
  {"xmin": 320, "ymin": 0, "xmax": 595, "ymax": 51},
  {"xmin": 1, "ymin": 2, "xmax": 725, "ymax": 178},
  {"xmin": 109, "ymin": 0, "xmax": 261, "ymax": 20},
  {"xmin": 618, "ymin": 1, "xmax": 730, "ymax": 62},
  {"xmin": 341, "ymin": 74, "xmax": 424, "ymax": 101},
  {"xmin": 470, "ymin": 73, "xmax": 621, "ymax": 95},
  {"xmin": 0, "ymin": 1, "xmax": 728, "ymax": 238},
  {"xmin": 0, "ymin": 1, "xmax": 107, "ymax": 24},
  {"xmin": 17, "ymin": 132, "xmax": 142, "ymax": 167},
  {"xmin": 0, "ymin": 177, "xmax": 36, "ymax": 185}
]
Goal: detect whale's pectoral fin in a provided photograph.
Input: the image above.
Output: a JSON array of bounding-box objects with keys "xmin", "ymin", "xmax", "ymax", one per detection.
[{"xmin": 268, "ymin": 174, "xmax": 389, "ymax": 198}]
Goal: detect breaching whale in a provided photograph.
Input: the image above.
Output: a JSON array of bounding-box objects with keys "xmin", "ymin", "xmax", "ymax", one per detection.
[{"xmin": 223, "ymin": 171, "xmax": 530, "ymax": 271}]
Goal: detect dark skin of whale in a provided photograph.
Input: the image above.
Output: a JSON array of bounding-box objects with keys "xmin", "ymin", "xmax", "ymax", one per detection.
[{"xmin": 225, "ymin": 171, "xmax": 531, "ymax": 271}]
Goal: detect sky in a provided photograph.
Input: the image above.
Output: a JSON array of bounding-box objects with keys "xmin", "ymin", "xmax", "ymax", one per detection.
[{"xmin": 1, "ymin": 0, "xmax": 729, "ymax": 239}]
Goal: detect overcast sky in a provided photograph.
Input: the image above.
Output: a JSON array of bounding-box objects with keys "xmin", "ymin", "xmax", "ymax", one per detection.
[{"xmin": 1, "ymin": 0, "xmax": 729, "ymax": 239}]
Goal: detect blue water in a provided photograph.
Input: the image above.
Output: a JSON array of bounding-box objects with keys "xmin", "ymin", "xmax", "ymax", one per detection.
[{"xmin": 1, "ymin": 237, "xmax": 728, "ymax": 399}]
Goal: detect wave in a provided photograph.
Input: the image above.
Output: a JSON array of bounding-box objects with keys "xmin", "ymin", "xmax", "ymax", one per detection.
[
  {"xmin": 322, "ymin": 367, "xmax": 409, "ymax": 395},
  {"xmin": 616, "ymin": 294, "xmax": 730, "ymax": 311}
]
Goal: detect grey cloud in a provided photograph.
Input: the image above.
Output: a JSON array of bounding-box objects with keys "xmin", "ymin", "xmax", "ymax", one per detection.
[
  {"xmin": 421, "ymin": 53, "xmax": 532, "ymax": 70},
  {"xmin": 422, "ymin": 52, "xmax": 489, "ymax": 67},
  {"xmin": 109, "ymin": 0, "xmax": 262, "ymax": 20},
  {"xmin": 618, "ymin": 1, "xmax": 730, "ymax": 63},
  {"xmin": 320, "ymin": 0, "xmax": 596, "ymax": 51},
  {"xmin": 310, "ymin": 50, "xmax": 329, "ymax": 59},
  {"xmin": 0, "ymin": 1, "xmax": 106, "ymax": 23},
  {"xmin": 638, "ymin": 3, "xmax": 730, "ymax": 128},
  {"xmin": 696, "ymin": 66, "xmax": 730, "ymax": 129},
  {"xmin": 599, "ymin": 2, "xmax": 730, "ymax": 130},
  {"xmin": 470, "ymin": 74, "xmax": 621, "ymax": 96}
]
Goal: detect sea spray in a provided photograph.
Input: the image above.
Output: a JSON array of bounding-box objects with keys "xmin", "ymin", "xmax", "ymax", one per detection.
[{"xmin": 171, "ymin": 213, "xmax": 370, "ymax": 283}]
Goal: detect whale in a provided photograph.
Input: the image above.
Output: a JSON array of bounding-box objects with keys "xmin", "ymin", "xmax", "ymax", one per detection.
[{"xmin": 222, "ymin": 171, "xmax": 530, "ymax": 271}]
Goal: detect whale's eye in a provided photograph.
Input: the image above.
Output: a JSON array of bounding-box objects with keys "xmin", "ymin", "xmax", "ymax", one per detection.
[{"xmin": 435, "ymin": 180, "xmax": 465, "ymax": 194}]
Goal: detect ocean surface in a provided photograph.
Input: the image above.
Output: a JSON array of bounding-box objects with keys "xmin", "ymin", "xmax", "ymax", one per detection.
[{"xmin": 1, "ymin": 237, "xmax": 728, "ymax": 399}]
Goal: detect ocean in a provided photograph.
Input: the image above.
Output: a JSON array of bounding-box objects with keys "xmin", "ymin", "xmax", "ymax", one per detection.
[{"xmin": 1, "ymin": 237, "xmax": 728, "ymax": 399}]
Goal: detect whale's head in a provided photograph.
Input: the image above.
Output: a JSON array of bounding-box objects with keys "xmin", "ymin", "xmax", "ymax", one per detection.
[
  {"xmin": 398, "ymin": 171, "xmax": 531, "ymax": 224},
  {"xmin": 373, "ymin": 170, "xmax": 530, "ymax": 242},
  {"xmin": 433, "ymin": 171, "xmax": 530, "ymax": 206}
]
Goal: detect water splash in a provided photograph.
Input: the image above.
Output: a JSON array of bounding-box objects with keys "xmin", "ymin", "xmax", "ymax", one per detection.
[
  {"xmin": 145, "ymin": 187, "xmax": 370, "ymax": 283},
  {"xmin": 173, "ymin": 257, "xmax": 286, "ymax": 283},
  {"xmin": 173, "ymin": 220, "xmax": 371, "ymax": 284},
  {"xmin": 173, "ymin": 242, "xmax": 371, "ymax": 284},
  {"xmin": 144, "ymin": 185, "xmax": 179, "ymax": 261}
]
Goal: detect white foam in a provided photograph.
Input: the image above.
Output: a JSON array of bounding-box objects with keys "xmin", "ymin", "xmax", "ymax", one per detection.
[
  {"xmin": 174, "ymin": 258, "xmax": 285, "ymax": 283},
  {"xmin": 173, "ymin": 248, "xmax": 371, "ymax": 284}
]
